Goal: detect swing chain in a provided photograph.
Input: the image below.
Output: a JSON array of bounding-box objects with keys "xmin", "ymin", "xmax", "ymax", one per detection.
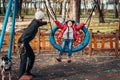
[
  {"xmin": 44, "ymin": 0, "xmax": 58, "ymax": 35},
  {"xmin": 44, "ymin": 0, "xmax": 52, "ymax": 30},
  {"xmin": 85, "ymin": 4, "xmax": 96, "ymax": 28}
]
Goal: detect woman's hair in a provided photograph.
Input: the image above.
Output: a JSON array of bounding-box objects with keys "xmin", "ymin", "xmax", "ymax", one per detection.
[{"xmin": 65, "ymin": 20, "xmax": 75, "ymax": 24}]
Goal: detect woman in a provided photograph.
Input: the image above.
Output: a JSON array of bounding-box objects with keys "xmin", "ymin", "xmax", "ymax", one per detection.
[
  {"xmin": 55, "ymin": 20, "xmax": 85, "ymax": 63},
  {"xmin": 18, "ymin": 10, "xmax": 48, "ymax": 79}
]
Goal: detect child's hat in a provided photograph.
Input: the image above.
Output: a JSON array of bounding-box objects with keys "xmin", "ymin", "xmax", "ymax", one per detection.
[{"xmin": 35, "ymin": 9, "xmax": 44, "ymax": 20}]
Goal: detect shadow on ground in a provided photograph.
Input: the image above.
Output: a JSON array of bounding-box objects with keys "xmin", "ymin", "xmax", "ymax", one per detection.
[{"xmin": 0, "ymin": 54, "xmax": 120, "ymax": 80}]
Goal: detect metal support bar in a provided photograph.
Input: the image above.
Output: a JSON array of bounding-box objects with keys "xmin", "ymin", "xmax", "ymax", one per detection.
[
  {"xmin": 8, "ymin": 0, "xmax": 18, "ymax": 59},
  {"xmin": 0, "ymin": 0, "xmax": 12, "ymax": 51}
]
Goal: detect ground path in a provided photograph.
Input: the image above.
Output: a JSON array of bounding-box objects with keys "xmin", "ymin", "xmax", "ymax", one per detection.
[{"xmin": 0, "ymin": 53, "xmax": 120, "ymax": 80}]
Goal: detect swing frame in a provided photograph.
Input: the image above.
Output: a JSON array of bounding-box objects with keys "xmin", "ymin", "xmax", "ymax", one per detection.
[{"xmin": 0, "ymin": 0, "xmax": 17, "ymax": 59}]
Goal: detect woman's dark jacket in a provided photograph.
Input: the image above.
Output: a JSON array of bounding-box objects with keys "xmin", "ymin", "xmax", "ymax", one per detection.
[{"xmin": 18, "ymin": 19, "xmax": 47, "ymax": 44}]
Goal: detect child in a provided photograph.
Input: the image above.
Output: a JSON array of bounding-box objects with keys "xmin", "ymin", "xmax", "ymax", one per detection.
[
  {"xmin": 18, "ymin": 10, "xmax": 48, "ymax": 79},
  {"xmin": 55, "ymin": 20, "xmax": 85, "ymax": 63}
]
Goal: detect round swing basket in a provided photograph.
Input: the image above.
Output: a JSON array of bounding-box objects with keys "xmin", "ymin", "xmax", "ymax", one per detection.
[{"xmin": 49, "ymin": 23, "xmax": 90, "ymax": 53}]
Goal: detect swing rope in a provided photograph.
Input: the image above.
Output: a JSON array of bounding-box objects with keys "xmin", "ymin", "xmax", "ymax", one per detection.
[
  {"xmin": 85, "ymin": 4, "xmax": 96, "ymax": 28},
  {"xmin": 44, "ymin": 0, "xmax": 52, "ymax": 31},
  {"xmin": 44, "ymin": 0, "xmax": 58, "ymax": 35},
  {"xmin": 47, "ymin": 0, "xmax": 57, "ymax": 20},
  {"xmin": 44, "ymin": 0, "xmax": 57, "ymax": 21}
]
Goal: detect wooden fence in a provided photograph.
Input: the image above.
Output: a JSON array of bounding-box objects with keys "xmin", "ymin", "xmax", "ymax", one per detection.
[
  {"xmin": 1, "ymin": 21, "xmax": 120, "ymax": 57},
  {"xmin": 2, "ymin": 28, "xmax": 120, "ymax": 57},
  {"xmin": 89, "ymin": 29, "xmax": 119, "ymax": 57}
]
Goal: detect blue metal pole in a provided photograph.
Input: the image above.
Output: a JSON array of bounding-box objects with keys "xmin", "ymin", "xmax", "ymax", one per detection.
[
  {"xmin": 8, "ymin": 0, "xmax": 18, "ymax": 59},
  {"xmin": 0, "ymin": 0, "xmax": 12, "ymax": 51}
]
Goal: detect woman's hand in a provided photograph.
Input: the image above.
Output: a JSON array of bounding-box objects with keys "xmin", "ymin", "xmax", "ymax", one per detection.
[{"xmin": 20, "ymin": 43, "xmax": 24, "ymax": 48}]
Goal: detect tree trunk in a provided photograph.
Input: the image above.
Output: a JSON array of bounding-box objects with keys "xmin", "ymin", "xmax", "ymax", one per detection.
[
  {"xmin": 54, "ymin": 2, "xmax": 57, "ymax": 15},
  {"xmin": 3, "ymin": 0, "xmax": 6, "ymax": 14},
  {"xmin": 94, "ymin": 0, "xmax": 105, "ymax": 23},
  {"xmin": 118, "ymin": 22, "xmax": 120, "ymax": 40},
  {"xmin": 59, "ymin": 2, "xmax": 62, "ymax": 15},
  {"xmin": 30, "ymin": 1, "xmax": 32, "ymax": 9},
  {"xmin": 69, "ymin": 0, "xmax": 81, "ymax": 22},
  {"xmin": 76, "ymin": 0, "xmax": 81, "ymax": 22},
  {"xmin": 101, "ymin": 0, "xmax": 104, "ymax": 17},
  {"xmin": 17, "ymin": 0, "xmax": 23, "ymax": 19},
  {"xmin": 118, "ymin": 3, "xmax": 120, "ymax": 15},
  {"xmin": 101, "ymin": 1, "xmax": 104, "ymax": 11},
  {"xmin": 25, "ymin": 0, "xmax": 27, "ymax": 15},
  {"xmin": 39, "ymin": 0, "xmax": 40, "ymax": 8},
  {"xmin": 62, "ymin": 0, "xmax": 67, "ymax": 21},
  {"xmin": 27, "ymin": 2, "xmax": 29, "ymax": 15},
  {"xmin": 114, "ymin": 0, "xmax": 119, "ymax": 18},
  {"xmin": 24, "ymin": 0, "xmax": 29, "ymax": 15},
  {"xmin": 34, "ymin": 1, "xmax": 37, "ymax": 10},
  {"xmin": 83, "ymin": 0, "xmax": 87, "ymax": 14},
  {"xmin": 0, "ymin": 0, "xmax": 2, "ymax": 14}
]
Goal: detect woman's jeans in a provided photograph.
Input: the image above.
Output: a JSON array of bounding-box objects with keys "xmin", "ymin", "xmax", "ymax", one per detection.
[{"xmin": 59, "ymin": 39, "xmax": 73, "ymax": 57}]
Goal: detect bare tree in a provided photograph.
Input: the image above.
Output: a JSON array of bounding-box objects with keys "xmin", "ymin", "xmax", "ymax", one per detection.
[
  {"xmin": 3, "ymin": 0, "xmax": 6, "ymax": 14},
  {"xmin": 83, "ymin": 0, "xmax": 87, "ymax": 14},
  {"xmin": 30, "ymin": 0, "xmax": 32, "ymax": 10},
  {"xmin": 34, "ymin": 0, "xmax": 37, "ymax": 10},
  {"xmin": 114, "ymin": 0, "xmax": 119, "ymax": 18},
  {"xmin": 54, "ymin": 1, "xmax": 58, "ymax": 14},
  {"xmin": 101, "ymin": 0, "xmax": 104, "ymax": 12},
  {"xmin": 69, "ymin": 0, "xmax": 81, "ymax": 22},
  {"xmin": 94, "ymin": 0, "xmax": 105, "ymax": 23},
  {"xmin": 59, "ymin": 2, "xmax": 62, "ymax": 15},
  {"xmin": 118, "ymin": 22, "xmax": 120, "ymax": 40},
  {"xmin": 119, "ymin": 2, "xmax": 120, "ymax": 16},
  {"xmin": 62, "ymin": 0, "xmax": 67, "ymax": 21},
  {"xmin": 24, "ymin": 0, "xmax": 29, "ymax": 15},
  {"xmin": 0, "ymin": 0, "xmax": 2, "ymax": 14},
  {"xmin": 119, "ymin": 2, "xmax": 120, "ymax": 15},
  {"xmin": 24, "ymin": 0, "xmax": 27, "ymax": 14},
  {"xmin": 17, "ymin": 0, "xmax": 23, "ymax": 18}
]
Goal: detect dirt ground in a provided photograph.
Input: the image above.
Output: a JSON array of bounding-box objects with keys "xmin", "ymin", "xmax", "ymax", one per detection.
[{"xmin": 0, "ymin": 51, "xmax": 120, "ymax": 80}]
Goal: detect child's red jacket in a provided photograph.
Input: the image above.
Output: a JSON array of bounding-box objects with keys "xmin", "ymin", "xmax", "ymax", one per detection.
[{"xmin": 55, "ymin": 20, "xmax": 85, "ymax": 40}]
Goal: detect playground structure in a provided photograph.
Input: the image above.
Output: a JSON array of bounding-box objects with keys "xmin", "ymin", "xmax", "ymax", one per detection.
[
  {"xmin": 1, "ymin": 22, "xmax": 119, "ymax": 57},
  {"xmin": 0, "ymin": 0, "xmax": 17, "ymax": 59},
  {"xmin": 49, "ymin": 24, "xmax": 90, "ymax": 53}
]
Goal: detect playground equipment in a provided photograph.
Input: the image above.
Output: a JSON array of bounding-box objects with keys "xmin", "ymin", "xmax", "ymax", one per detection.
[
  {"xmin": 0, "ymin": 0, "xmax": 17, "ymax": 59},
  {"xmin": 49, "ymin": 24, "xmax": 90, "ymax": 52},
  {"xmin": 44, "ymin": 0, "xmax": 90, "ymax": 53}
]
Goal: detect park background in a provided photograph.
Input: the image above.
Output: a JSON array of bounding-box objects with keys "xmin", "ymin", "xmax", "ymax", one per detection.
[{"xmin": 0, "ymin": 0, "xmax": 120, "ymax": 80}]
